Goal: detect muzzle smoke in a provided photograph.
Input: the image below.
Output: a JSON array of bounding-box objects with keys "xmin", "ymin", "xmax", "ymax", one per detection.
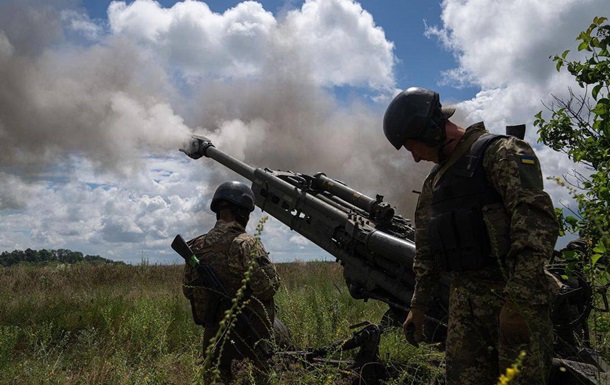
[{"xmin": 0, "ymin": 0, "xmax": 428, "ymax": 218}]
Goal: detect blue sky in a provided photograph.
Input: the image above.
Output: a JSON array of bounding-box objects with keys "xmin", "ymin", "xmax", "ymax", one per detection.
[{"xmin": 0, "ymin": 0, "xmax": 608, "ymax": 263}]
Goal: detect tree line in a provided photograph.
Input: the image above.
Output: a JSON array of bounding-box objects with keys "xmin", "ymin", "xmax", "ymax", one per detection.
[{"xmin": 0, "ymin": 248, "xmax": 123, "ymax": 267}]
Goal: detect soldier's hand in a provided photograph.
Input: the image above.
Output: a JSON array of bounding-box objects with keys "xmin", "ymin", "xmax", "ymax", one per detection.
[
  {"xmin": 403, "ymin": 308, "xmax": 426, "ymax": 347},
  {"xmin": 499, "ymin": 303, "xmax": 530, "ymax": 345}
]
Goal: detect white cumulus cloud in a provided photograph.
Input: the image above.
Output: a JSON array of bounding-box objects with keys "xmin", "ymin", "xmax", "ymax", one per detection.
[{"xmin": 107, "ymin": 0, "xmax": 395, "ymax": 89}]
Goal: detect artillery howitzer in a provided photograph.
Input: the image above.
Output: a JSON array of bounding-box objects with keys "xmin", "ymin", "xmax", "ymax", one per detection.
[{"xmin": 180, "ymin": 134, "xmax": 609, "ymax": 384}]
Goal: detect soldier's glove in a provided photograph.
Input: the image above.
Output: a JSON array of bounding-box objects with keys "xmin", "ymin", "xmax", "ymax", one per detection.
[
  {"xmin": 499, "ymin": 303, "xmax": 530, "ymax": 345},
  {"xmin": 403, "ymin": 307, "xmax": 426, "ymax": 348}
]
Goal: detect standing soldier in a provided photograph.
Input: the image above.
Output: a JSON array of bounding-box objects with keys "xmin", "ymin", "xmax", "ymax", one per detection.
[
  {"xmin": 383, "ymin": 87, "xmax": 558, "ymax": 384},
  {"xmin": 182, "ymin": 181, "xmax": 280, "ymax": 383}
]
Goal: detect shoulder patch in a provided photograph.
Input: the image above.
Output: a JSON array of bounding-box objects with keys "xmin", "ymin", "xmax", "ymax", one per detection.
[
  {"xmin": 519, "ymin": 155, "xmax": 536, "ymax": 165},
  {"xmin": 516, "ymin": 154, "xmax": 543, "ymax": 189}
]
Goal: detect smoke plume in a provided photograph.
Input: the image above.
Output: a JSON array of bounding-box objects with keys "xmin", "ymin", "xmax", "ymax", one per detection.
[{"xmin": 0, "ymin": 0, "xmax": 431, "ymax": 261}]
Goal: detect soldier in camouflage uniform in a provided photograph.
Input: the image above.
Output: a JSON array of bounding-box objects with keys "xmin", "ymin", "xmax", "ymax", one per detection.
[
  {"xmin": 182, "ymin": 181, "xmax": 280, "ymax": 383},
  {"xmin": 383, "ymin": 88, "xmax": 559, "ymax": 384}
]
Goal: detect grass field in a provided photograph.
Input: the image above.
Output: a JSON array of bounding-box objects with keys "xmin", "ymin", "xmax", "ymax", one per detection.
[
  {"xmin": 0, "ymin": 261, "xmax": 444, "ymax": 385},
  {"xmin": 2, "ymin": 259, "xmax": 608, "ymax": 384}
]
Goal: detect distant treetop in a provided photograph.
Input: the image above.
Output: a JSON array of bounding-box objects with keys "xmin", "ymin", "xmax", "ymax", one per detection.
[{"xmin": 0, "ymin": 248, "xmax": 124, "ymax": 267}]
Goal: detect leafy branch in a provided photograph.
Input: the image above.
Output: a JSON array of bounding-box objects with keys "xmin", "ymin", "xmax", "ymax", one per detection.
[{"xmin": 534, "ymin": 16, "xmax": 609, "ymax": 277}]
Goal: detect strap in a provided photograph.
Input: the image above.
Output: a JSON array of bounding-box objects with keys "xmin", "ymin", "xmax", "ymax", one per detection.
[{"xmin": 433, "ymin": 130, "xmax": 486, "ymax": 187}]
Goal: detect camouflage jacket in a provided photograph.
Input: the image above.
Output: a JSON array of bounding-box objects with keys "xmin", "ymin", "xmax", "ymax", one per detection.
[
  {"xmin": 182, "ymin": 220, "xmax": 280, "ymax": 336},
  {"xmin": 411, "ymin": 123, "xmax": 559, "ymax": 310}
]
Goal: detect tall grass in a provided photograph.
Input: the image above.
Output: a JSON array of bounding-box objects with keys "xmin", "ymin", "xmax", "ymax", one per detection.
[{"xmin": 0, "ymin": 262, "xmax": 444, "ymax": 384}]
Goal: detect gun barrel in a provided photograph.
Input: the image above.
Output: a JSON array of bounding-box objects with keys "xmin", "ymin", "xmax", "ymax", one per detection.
[
  {"xmin": 204, "ymin": 145, "xmax": 256, "ymax": 181},
  {"xmin": 182, "ymin": 135, "xmax": 256, "ymax": 181}
]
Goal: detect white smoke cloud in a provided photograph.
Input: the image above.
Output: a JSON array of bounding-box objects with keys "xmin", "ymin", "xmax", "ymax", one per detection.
[
  {"xmin": 0, "ymin": 172, "xmax": 38, "ymax": 210},
  {"xmin": 61, "ymin": 9, "xmax": 103, "ymax": 40},
  {"xmin": 201, "ymin": 118, "xmax": 269, "ymax": 161},
  {"xmin": 0, "ymin": 0, "xmax": 405, "ymax": 263},
  {"xmin": 0, "ymin": 30, "xmax": 14, "ymax": 58},
  {"xmin": 0, "ymin": 36, "xmax": 190, "ymax": 175}
]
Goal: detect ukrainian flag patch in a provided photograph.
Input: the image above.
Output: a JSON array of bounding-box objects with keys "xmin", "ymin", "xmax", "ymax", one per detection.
[{"xmin": 520, "ymin": 155, "xmax": 536, "ymax": 165}]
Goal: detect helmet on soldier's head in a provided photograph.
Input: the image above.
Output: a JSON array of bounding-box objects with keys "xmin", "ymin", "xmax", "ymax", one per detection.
[
  {"xmin": 383, "ymin": 87, "xmax": 455, "ymax": 150},
  {"xmin": 210, "ymin": 181, "xmax": 256, "ymax": 213}
]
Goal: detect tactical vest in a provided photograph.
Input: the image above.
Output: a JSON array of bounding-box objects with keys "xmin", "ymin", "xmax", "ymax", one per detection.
[{"xmin": 429, "ymin": 133, "xmax": 510, "ymax": 272}]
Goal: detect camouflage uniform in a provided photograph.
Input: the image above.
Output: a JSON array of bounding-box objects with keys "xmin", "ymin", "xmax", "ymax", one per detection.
[
  {"xmin": 183, "ymin": 219, "xmax": 280, "ymax": 383},
  {"xmin": 410, "ymin": 123, "xmax": 558, "ymax": 385}
]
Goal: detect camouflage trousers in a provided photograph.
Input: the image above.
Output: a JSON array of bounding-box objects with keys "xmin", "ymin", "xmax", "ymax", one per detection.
[
  {"xmin": 445, "ymin": 274, "xmax": 553, "ymax": 385},
  {"xmin": 201, "ymin": 325, "xmax": 272, "ymax": 384}
]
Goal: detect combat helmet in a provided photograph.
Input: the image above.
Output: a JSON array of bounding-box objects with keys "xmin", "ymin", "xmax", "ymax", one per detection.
[
  {"xmin": 383, "ymin": 87, "xmax": 455, "ymax": 150},
  {"xmin": 210, "ymin": 181, "xmax": 256, "ymax": 213}
]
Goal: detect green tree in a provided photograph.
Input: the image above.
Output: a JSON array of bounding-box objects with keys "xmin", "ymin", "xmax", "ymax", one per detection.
[{"xmin": 534, "ymin": 17, "xmax": 609, "ymax": 276}]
